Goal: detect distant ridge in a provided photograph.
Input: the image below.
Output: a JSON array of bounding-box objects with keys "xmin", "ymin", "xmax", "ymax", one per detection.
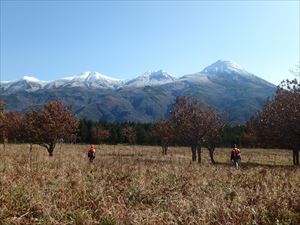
[{"xmin": 0, "ymin": 60, "xmax": 276, "ymax": 123}]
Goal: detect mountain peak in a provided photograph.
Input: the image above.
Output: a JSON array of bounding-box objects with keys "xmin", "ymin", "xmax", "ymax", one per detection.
[
  {"xmin": 142, "ymin": 70, "xmax": 175, "ymax": 79},
  {"xmin": 0, "ymin": 75, "xmax": 47, "ymax": 93},
  {"xmin": 47, "ymin": 71, "xmax": 122, "ymax": 89},
  {"xmin": 201, "ymin": 60, "xmax": 247, "ymax": 74},
  {"xmin": 74, "ymin": 71, "xmax": 121, "ymax": 82},
  {"xmin": 125, "ymin": 70, "xmax": 175, "ymax": 87},
  {"xmin": 21, "ymin": 76, "xmax": 41, "ymax": 83},
  {"xmin": 20, "ymin": 76, "xmax": 48, "ymax": 86}
]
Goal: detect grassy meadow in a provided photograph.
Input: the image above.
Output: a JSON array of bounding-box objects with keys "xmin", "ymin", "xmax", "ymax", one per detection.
[{"xmin": 0, "ymin": 144, "xmax": 299, "ymax": 225}]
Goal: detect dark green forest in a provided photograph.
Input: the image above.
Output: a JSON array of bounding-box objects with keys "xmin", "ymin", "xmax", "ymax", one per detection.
[{"xmin": 78, "ymin": 119, "xmax": 251, "ymax": 148}]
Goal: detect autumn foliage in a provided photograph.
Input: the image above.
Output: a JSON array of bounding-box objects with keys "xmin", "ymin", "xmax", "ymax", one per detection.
[
  {"xmin": 0, "ymin": 101, "xmax": 8, "ymax": 148},
  {"xmin": 121, "ymin": 126, "xmax": 136, "ymax": 144},
  {"xmin": 169, "ymin": 96, "xmax": 222, "ymax": 163},
  {"xmin": 92, "ymin": 127, "xmax": 110, "ymax": 144},
  {"xmin": 249, "ymin": 79, "xmax": 300, "ymax": 165},
  {"xmin": 0, "ymin": 99, "xmax": 79, "ymax": 156},
  {"xmin": 152, "ymin": 120, "xmax": 174, "ymax": 155}
]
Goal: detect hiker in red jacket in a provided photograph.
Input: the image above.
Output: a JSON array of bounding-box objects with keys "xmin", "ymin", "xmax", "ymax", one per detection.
[
  {"xmin": 88, "ymin": 144, "xmax": 96, "ymax": 162},
  {"xmin": 231, "ymin": 144, "xmax": 241, "ymax": 168}
]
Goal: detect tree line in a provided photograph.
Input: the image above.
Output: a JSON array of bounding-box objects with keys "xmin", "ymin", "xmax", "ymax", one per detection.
[
  {"xmin": 77, "ymin": 119, "xmax": 248, "ymax": 147},
  {"xmin": 0, "ymin": 78, "xmax": 299, "ymax": 165},
  {"xmin": 0, "ymin": 101, "xmax": 250, "ymax": 148}
]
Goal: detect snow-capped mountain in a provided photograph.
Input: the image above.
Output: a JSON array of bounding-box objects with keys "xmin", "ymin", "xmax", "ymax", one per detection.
[
  {"xmin": 125, "ymin": 70, "xmax": 176, "ymax": 87},
  {"xmin": 0, "ymin": 60, "xmax": 276, "ymax": 123},
  {"xmin": 45, "ymin": 72, "xmax": 123, "ymax": 89},
  {"xmin": 0, "ymin": 76, "xmax": 48, "ymax": 93},
  {"xmin": 0, "ymin": 81, "xmax": 12, "ymax": 90},
  {"xmin": 176, "ymin": 60, "xmax": 251, "ymax": 84},
  {"xmin": 0, "ymin": 60, "xmax": 275, "ymax": 94},
  {"xmin": 201, "ymin": 60, "xmax": 249, "ymax": 75},
  {"xmin": 198, "ymin": 60, "xmax": 274, "ymax": 88}
]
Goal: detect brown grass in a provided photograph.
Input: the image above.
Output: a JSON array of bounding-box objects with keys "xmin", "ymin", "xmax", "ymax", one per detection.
[{"xmin": 0, "ymin": 144, "xmax": 299, "ymax": 225}]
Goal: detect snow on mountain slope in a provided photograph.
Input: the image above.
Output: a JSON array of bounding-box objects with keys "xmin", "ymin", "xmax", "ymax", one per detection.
[
  {"xmin": 125, "ymin": 70, "xmax": 176, "ymax": 87},
  {"xmin": 201, "ymin": 60, "xmax": 249, "ymax": 75},
  {"xmin": 179, "ymin": 72, "xmax": 212, "ymax": 83},
  {"xmin": 200, "ymin": 60, "xmax": 274, "ymax": 87},
  {"xmin": 177, "ymin": 60, "xmax": 254, "ymax": 84},
  {"xmin": 1, "ymin": 60, "xmax": 277, "ymax": 123},
  {"xmin": 1, "ymin": 60, "xmax": 275, "ymax": 94},
  {"xmin": 45, "ymin": 72, "xmax": 123, "ymax": 89},
  {"xmin": 0, "ymin": 76, "xmax": 48, "ymax": 93},
  {"xmin": 0, "ymin": 81, "xmax": 12, "ymax": 90}
]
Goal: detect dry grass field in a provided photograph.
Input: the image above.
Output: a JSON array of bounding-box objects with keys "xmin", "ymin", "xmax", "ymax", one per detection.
[{"xmin": 0, "ymin": 144, "xmax": 299, "ymax": 225}]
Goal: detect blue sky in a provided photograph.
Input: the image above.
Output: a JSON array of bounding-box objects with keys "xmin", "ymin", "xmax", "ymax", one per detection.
[{"xmin": 1, "ymin": 1, "xmax": 299, "ymax": 85}]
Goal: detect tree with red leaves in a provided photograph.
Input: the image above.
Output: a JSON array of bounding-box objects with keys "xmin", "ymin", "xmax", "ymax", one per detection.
[
  {"xmin": 5, "ymin": 112, "xmax": 23, "ymax": 142},
  {"xmin": 121, "ymin": 126, "xmax": 136, "ymax": 145},
  {"xmin": 92, "ymin": 127, "xmax": 110, "ymax": 144},
  {"xmin": 250, "ymin": 79, "xmax": 300, "ymax": 165},
  {"xmin": 170, "ymin": 96, "xmax": 221, "ymax": 163},
  {"xmin": 152, "ymin": 120, "xmax": 175, "ymax": 155},
  {"xmin": 0, "ymin": 100, "xmax": 8, "ymax": 149},
  {"xmin": 23, "ymin": 100, "xmax": 79, "ymax": 156}
]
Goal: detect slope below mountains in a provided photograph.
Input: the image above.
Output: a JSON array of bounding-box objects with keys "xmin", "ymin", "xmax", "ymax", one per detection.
[{"xmin": 0, "ymin": 60, "xmax": 276, "ymax": 123}]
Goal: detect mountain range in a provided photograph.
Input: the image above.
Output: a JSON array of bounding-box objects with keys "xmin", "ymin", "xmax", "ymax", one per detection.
[{"xmin": 0, "ymin": 60, "xmax": 276, "ymax": 123}]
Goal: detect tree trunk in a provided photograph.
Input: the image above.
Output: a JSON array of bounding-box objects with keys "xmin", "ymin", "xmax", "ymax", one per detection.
[
  {"xmin": 161, "ymin": 143, "xmax": 168, "ymax": 155},
  {"xmin": 208, "ymin": 147, "xmax": 216, "ymax": 164},
  {"xmin": 162, "ymin": 145, "xmax": 168, "ymax": 155},
  {"xmin": 47, "ymin": 143, "xmax": 56, "ymax": 156},
  {"xmin": 293, "ymin": 149, "xmax": 299, "ymax": 165},
  {"xmin": 2, "ymin": 131, "xmax": 6, "ymax": 151},
  {"xmin": 48, "ymin": 148, "xmax": 54, "ymax": 156},
  {"xmin": 29, "ymin": 143, "xmax": 33, "ymax": 152},
  {"xmin": 197, "ymin": 146, "xmax": 201, "ymax": 164},
  {"xmin": 293, "ymin": 150, "xmax": 295, "ymax": 165},
  {"xmin": 191, "ymin": 146, "xmax": 197, "ymax": 161}
]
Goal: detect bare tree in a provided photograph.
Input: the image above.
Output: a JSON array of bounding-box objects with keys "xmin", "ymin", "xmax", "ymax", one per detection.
[
  {"xmin": 250, "ymin": 79, "xmax": 300, "ymax": 165},
  {"xmin": 152, "ymin": 120, "xmax": 174, "ymax": 155},
  {"xmin": 170, "ymin": 96, "xmax": 221, "ymax": 163}
]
